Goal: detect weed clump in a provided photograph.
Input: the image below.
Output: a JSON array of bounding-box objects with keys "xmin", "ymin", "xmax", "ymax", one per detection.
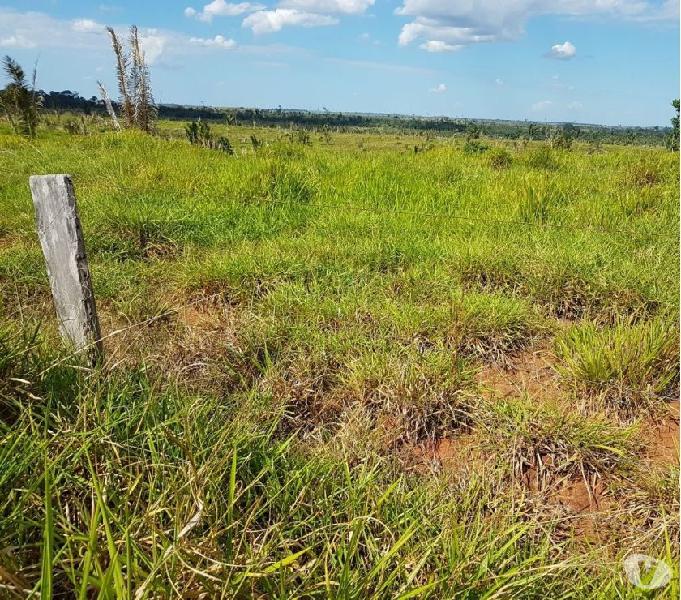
[
  {"xmin": 481, "ymin": 397, "xmax": 640, "ymax": 485},
  {"xmin": 517, "ymin": 180, "xmax": 567, "ymax": 225},
  {"xmin": 628, "ymin": 160, "xmax": 662, "ymax": 187},
  {"xmin": 449, "ymin": 292, "xmax": 544, "ymax": 365},
  {"xmin": 487, "ymin": 147, "xmax": 513, "ymax": 169},
  {"xmin": 526, "ymin": 146, "xmax": 558, "ymax": 170},
  {"xmin": 555, "ymin": 319, "xmax": 679, "ymax": 413},
  {"xmin": 346, "ymin": 346, "xmax": 477, "ymax": 445},
  {"xmin": 463, "ymin": 140, "xmax": 488, "ymax": 155}
]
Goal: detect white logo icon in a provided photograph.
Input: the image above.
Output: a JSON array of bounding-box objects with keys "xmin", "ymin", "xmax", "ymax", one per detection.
[{"xmin": 623, "ymin": 554, "xmax": 672, "ymax": 590}]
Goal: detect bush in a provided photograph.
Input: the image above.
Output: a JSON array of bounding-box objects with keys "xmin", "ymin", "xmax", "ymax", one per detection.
[
  {"xmin": 185, "ymin": 120, "xmax": 234, "ymax": 154},
  {"xmin": 526, "ymin": 145, "xmax": 558, "ymax": 170},
  {"xmin": 487, "ymin": 147, "xmax": 512, "ymax": 168},
  {"xmin": 629, "ymin": 160, "xmax": 662, "ymax": 187},
  {"xmin": 288, "ymin": 128, "xmax": 311, "ymax": 145},
  {"xmin": 548, "ymin": 127, "xmax": 575, "ymax": 150},
  {"xmin": 463, "ymin": 140, "xmax": 488, "ymax": 155}
]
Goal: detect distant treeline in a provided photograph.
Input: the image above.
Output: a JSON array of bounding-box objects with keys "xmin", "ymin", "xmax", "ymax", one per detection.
[{"xmin": 39, "ymin": 89, "xmax": 671, "ymax": 146}]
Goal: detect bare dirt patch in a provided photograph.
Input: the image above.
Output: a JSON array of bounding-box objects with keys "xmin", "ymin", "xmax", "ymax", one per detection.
[
  {"xmin": 476, "ymin": 344, "xmax": 562, "ymax": 402},
  {"xmin": 547, "ymin": 475, "xmax": 614, "ymax": 541},
  {"xmin": 99, "ymin": 295, "xmax": 244, "ymax": 391},
  {"xmin": 404, "ymin": 431, "xmax": 487, "ymax": 476},
  {"xmin": 644, "ymin": 400, "xmax": 680, "ymax": 469}
]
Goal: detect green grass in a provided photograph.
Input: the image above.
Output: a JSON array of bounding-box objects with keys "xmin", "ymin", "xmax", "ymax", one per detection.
[
  {"xmin": 556, "ymin": 319, "xmax": 679, "ymax": 413},
  {"xmin": 0, "ymin": 122, "xmax": 678, "ymax": 597}
]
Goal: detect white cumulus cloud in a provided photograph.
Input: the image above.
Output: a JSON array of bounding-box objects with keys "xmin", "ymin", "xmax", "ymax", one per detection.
[
  {"xmin": 278, "ymin": 0, "xmax": 374, "ymax": 14},
  {"xmin": 399, "ymin": 20, "xmax": 495, "ymax": 47},
  {"xmin": 243, "ymin": 9, "xmax": 338, "ymax": 33},
  {"xmin": 190, "ymin": 34, "xmax": 237, "ymax": 48},
  {"xmin": 186, "ymin": 1, "xmax": 265, "ymax": 22},
  {"xmin": 138, "ymin": 30, "xmax": 169, "ymax": 65},
  {"xmin": 0, "ymin": 34, "xmax": 36, "ymax": 48},
  {"xmin": 547, "ymin": 40, "xmax": 576, "ymax": 59},
  {"xmin": 396, "ymin": 0, "xmax": 678, "ymax": 51},
  {"xmin": 420, "ymin": 40, "xmax": 461, "ymax": 52},
  {"xmin": 238, "ymin": 0, "xmax": 373, "ymax": 33},
  {"xmin": 72, "ymin": 18, "xmax": 104, "ymax": 33},
  {"xmin": 0, "ymin": 7, "xmax": 274, "ymax": 69},
  {"xmin": 429, "ymin": 82, "xmax": 447, "ymax": 93}
]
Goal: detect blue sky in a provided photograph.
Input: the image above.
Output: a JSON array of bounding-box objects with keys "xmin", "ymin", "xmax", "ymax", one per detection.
[{"xmin": 0, "ymin": 0, "xmax": 678, "ymax": 125}]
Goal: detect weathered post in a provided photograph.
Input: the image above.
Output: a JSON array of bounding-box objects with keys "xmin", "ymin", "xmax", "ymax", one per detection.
[{"xmin": 29, "ymin": 175, "xmax": 103, "ymax": 363}]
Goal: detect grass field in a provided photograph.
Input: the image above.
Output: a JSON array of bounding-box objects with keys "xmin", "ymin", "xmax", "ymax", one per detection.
[{"xmin": 0, "ymin": 122, "xmax": 679, "ymax": 598}]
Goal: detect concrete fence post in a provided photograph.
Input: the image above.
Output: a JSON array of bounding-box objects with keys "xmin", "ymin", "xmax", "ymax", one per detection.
[{"xmin": 29, "ymin": 175, "xmax": 103, "ymax": 363}]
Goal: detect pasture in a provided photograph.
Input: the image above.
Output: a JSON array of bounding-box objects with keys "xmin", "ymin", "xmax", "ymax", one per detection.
[{"xmin": 0, "ymin": 123, "xmax": 678, "ymax": 597}]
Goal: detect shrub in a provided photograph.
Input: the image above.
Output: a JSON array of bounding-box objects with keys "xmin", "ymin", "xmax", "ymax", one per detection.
[
  {"xmin": 0, "ymin": 55, "xmax": 41, "ymax": 138},
  {"xmin": 526, "ymin": 146, "xmax": 558, "ymax": 170},
  {"xmin": 629, "ymin": 160, "xmax": 662, "ymax": 187},
  {"xmin": 666, "ymin": 99, "xmax": 679, "ymax": 151},
  {"xmin": 215, "ymin": 136, "xmax": 234, "ymax": 155},
  {"xmin": 548, "ymin": 126, "xmax": 576, "ymax": 150},
  {"xmin": 185, "ymin": 119, "xmax": 210, "ymax": 145},
  {"xmin": 465, "ymin": 123, "xmax": 481, "ymax": 140},
  {"xmin": 463, "ymin": 140, "xmax": 488, "ymax": 155},
  {"xmin": 289, "ymin": 128, "xmax": 311, "ymax": 145},
  {"xmin": 487, "ymin": 147, "xmax": 512, "ymax": 168},
  {"xmin": 185, "ymin": 120, "xmax": 233, "ymax": 154}
]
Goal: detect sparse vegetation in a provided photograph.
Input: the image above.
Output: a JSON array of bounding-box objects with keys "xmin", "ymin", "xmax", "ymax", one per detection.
[
  {"xmin": 185, "ymin": 119, "xmax": 234, "ymax": 153},
  {"xmin": 0, "ymin": 55, "xmax": 40, "ymax": 137},
  {"xmin": 105, "ymin": 25, "xmax": 156, "ymax": 133},
  {"xmin": 0, "ymin": 116, "xmax": 678, "ymax": 597}
]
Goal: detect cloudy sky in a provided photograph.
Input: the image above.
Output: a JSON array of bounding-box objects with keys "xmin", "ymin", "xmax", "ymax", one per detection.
[{"xmin": 0, "ymin": 0, "xmax": 678, "ymax": 125}]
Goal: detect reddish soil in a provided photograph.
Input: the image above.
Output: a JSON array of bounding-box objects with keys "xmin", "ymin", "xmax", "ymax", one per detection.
[
  {"xmin": 407, "ymin": 432, "xmax": 485, "ymax": 475},
  {"xmin": 554, "ymin": 475, "xmax": 606, "ymax": 513},
  {"xmin": 476, "ymin": 345, "xmax": 562, "ymax": 402},
  {"xmin": 178, "ymin": 304, "xmax": 223, "ymax": 329},
  {"xmin": 552, "ymin": 475, "xmax": 611, "ymax": 540},
  {"xmin": 645, "ymin": 400, "xmax": 680, "ymax": 468}
]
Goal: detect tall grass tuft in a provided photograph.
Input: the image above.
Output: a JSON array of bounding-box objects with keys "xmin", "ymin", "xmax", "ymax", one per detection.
[
  {"xmin": 0, "ymin": 55, "xmax": 40, "ymax": 138},
  {"xmin": 555, "ymin": 318, "xmax": 679, "ymax": 413}
]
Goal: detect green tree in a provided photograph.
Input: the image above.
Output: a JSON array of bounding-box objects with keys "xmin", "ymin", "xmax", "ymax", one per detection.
[
  {"xmin": 0, "ymin": 56, "xmax": 40, "ymax": 137},
  {"xmin": 668, "ymin": 99, "xmax": 679, "ymax": 151}
]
